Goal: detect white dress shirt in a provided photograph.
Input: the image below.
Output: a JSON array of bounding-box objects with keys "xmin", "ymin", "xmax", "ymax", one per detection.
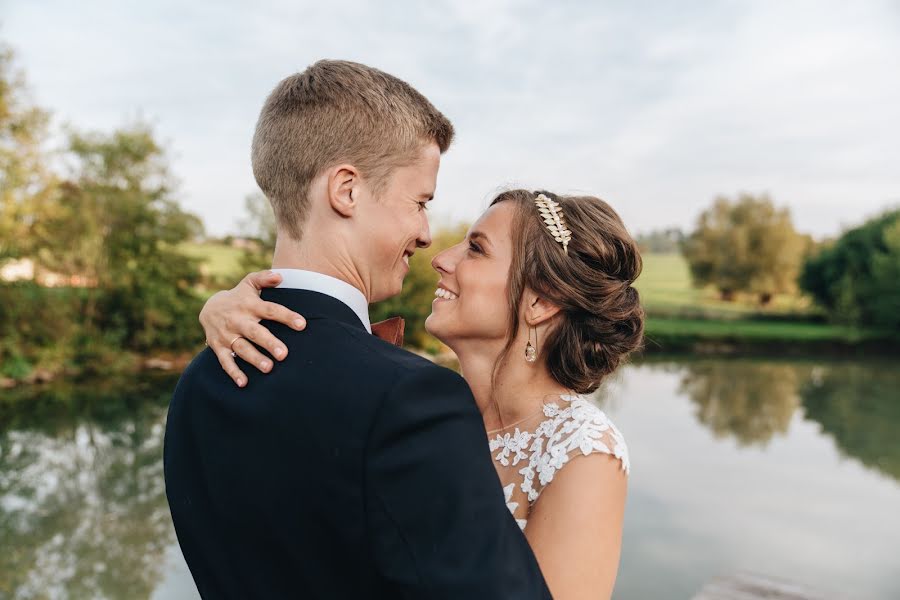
[{"xmin": 271, "ymin": 269, "xmax": 371, "ymax": 333}]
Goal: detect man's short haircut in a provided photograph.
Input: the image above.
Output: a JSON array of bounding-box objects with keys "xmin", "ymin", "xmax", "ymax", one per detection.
[{"xmin": 251, "ymin": 60, "xmax": 455, "ymax": 240}]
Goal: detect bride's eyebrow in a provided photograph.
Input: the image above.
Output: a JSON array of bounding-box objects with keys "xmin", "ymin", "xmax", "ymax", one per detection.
[{"xmin": 469, "ymin": 231, "xmax": 492, "ymax": 248}]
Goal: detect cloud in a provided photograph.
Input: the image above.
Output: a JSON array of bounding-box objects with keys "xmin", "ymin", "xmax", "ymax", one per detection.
[{"xmin": 5, "ymin": 0, "xmax": 899, "ymax": 236}]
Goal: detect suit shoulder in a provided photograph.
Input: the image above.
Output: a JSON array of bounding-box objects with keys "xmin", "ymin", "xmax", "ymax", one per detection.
[{"xmin": 337, "ymin": 321, "xmax": 456, "ymax": 377}]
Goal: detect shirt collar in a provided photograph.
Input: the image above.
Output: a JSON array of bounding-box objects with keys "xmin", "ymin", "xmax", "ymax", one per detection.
[{"xmin": 270, "ymin": 269, "xmax": 371, "ymax": 333}]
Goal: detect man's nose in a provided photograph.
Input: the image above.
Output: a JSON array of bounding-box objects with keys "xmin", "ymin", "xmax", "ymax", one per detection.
[{"xmin": 417, "ymin": 217, "xmax": 432, "ymax": 249}]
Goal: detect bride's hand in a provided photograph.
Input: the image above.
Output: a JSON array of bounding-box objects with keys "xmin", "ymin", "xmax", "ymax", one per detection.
[{"xmin": 200, "ymin": 271, "xmax": 306, "ymax": 387}]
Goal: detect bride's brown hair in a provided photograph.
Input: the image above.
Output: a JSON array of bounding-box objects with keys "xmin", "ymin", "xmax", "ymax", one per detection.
[{"xmin": 491, "ymin": 189, "xmax": 645, "ymax": 394}]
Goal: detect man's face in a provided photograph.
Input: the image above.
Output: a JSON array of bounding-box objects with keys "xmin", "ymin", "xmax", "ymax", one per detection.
[{"xmin": 356, "ymin": 142, "xmax": 440, "ymax": 302}]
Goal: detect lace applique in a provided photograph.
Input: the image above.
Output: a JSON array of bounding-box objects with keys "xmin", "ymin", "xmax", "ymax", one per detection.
[
  {"xmin": 489, "ymin": 395, "xmax": 629, "ymax": 527},
  {"xmin": 503, "ymin": 483, "xmax": 528, "ymax": 530}
]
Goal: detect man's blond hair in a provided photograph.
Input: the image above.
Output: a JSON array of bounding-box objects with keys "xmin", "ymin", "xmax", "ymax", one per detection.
[{"xmin": 251, "ymin": 60, "xmax": 455, "ymax": 240}]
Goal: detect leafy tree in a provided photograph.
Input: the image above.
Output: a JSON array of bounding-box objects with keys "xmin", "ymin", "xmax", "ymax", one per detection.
[
  {"xmin": 682, "ymin": 193, "xmax": 808, "ymax": 303},
  {"xmin": 0, "ymin": 43, "xmax": 55, "ymax": 262},
  {"xmin": 36, "ymin": 124, "xmax": 205, "ymax": 351},
  {"xmin": 800, "ymin": 208, "xmax": 900, "ymax": 329}
]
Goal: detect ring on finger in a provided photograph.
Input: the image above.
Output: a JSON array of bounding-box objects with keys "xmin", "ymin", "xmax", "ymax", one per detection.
[{"xmin": 229, "ymin": 335, "xmax": 244, "ymax": 358}]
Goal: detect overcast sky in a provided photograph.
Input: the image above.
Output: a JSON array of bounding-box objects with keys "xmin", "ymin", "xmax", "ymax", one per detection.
[{"xmin": 5, "ymin": 0, "xmax": 899, "ymax": 238}]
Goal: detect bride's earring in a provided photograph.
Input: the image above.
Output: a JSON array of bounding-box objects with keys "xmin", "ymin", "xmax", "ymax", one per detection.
[{"xmin": 525, "ymin": 325, "xmax": 537, "ymax": 363}]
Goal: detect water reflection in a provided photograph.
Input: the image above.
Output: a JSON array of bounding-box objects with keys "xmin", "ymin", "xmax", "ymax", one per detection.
[
  {"xmin": 800, "ymin": 362, "xmax": 900, "ymax": 483},
  {"xmin": 673, "ymin": 358, "xmax": 900, "ymax": 482},
  {"xmin": 677, "ymin": 360, "xmax": 808, "ymax": 446},
  {"xmin": 2, "ymin": 360, "xmax": 899, "ymax": 599},
  {"xmin": 0, "ymin": 375, "xmax": 180, "ymax": 599},
  {"xmin": 612, "ymin": 358, "xmax": 900, "ymax": 600}
]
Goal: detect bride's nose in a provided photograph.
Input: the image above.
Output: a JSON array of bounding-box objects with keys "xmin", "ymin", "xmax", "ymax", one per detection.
[{"xmin": 431, "ymin": 244, "xmax": 460, "ymax": 274}]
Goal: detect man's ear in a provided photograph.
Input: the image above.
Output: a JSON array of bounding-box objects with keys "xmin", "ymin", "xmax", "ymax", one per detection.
[
  {"xmin": 524, "ymin": 290, "xmax": 561, "ymax": 327},
  {"xmin": 326, "ymin": 164, "xmax": 359, "ymax": 218}
]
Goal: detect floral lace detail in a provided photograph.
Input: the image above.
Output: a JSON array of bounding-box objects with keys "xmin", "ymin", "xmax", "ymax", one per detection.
[
  {"xmin": 489, "ymin": 395, "xmax": 629, "ymax": 527},
  {"xmin": 503, "ymin": 483, "xmax": 528, "ymax": 530}
]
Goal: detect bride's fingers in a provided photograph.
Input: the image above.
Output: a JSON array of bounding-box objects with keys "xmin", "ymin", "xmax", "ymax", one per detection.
[
  {"xmin": 231, "ymin": 336, "xmax": 274, "ymax": 374},
  {"xmin": 212, "ymin": 346, "xmax": 247, "ymax": 388},
  {"xmin": 240, "ymin": 318, "xmax": 296, "ymax": 362},
  {"xmin": 244, "ymin": 270, "xmax": 282, "ymax": 291},
  {"xmin": 258, "ymin": 300, "xmax": 307, "ymax": 335}
]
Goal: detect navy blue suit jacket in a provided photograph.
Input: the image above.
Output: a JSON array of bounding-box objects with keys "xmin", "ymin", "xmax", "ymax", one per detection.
[{"xmin": 164, "ymin": 288, "xmax": 550, "ymax": 599}]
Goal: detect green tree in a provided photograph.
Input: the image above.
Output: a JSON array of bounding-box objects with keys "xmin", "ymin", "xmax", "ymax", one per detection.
[
  {"xmin": 0, "ymin": 43, "xmax": 55, "ymax": 262},
  {"xmin": 0, "ymin": 43, "xmax": 68, "ymax": 380},
  {"xmin": 800, "ymin": 208, "xmax": 900, "ymax": 329},
  {"xmin": 682, "ymin": 193, "xmax": 808, "ymax": 303},
  {"xmin": 36, "ymin": 124, "xmax": 205, "ymax": 352}
]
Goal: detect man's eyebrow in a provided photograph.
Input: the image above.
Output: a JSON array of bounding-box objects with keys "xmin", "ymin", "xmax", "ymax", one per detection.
[{"xmin": 421, "ymin": 192, "xmax": 435, "ymax": 201}]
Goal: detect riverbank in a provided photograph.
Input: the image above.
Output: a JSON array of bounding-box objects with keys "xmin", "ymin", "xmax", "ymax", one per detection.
[
  {"xmin": 0, "ymin": 350, "xmax": 195, "ymax": 390},
  {"xmin": 3, "ymin": 317, "xmax": 896, "ymax": 391},
  {"xmin": 642, "ymin": 316, "xmax": 899, "ymax": 356},
  {"xmin": 3, "ymin": 248, "xmax": 897, "ymax": 391}
]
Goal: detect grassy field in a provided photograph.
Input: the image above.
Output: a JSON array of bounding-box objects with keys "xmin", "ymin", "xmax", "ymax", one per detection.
[
  {"xmin": 634, "ymin": 253, "xmax": 814, "ymax": 320},
  {"xmin": 179, "ymin": 242, "xmax": 244, "ymax": 280},
  {"xmin": 180, "ymin": 244, "xmax": 893, "ymax": 353},
  {"xmin": 635, "ymin": 254, "xmax": 893, "ymax": 353}
]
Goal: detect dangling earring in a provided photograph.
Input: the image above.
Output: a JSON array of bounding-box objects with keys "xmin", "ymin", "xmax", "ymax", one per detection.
[{"xmin": 525, "ymin": 325, "xmax": 537, "ymax": 363}]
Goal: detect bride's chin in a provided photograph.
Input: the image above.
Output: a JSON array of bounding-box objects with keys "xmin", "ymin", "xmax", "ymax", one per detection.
[{"xmin": 424, "ymin": 315, "xmax": 453, "ymax": 347}]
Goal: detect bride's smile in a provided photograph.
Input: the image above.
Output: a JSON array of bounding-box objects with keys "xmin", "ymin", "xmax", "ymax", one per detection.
[{"xmin": 425, "ymin": 202, "xmax": 515, "ymax": 351}]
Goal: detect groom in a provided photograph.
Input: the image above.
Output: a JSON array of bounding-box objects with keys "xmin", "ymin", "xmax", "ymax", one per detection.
[{"xmin": 164, "ymin": 61, "xmax": 550, "ymax": 598}]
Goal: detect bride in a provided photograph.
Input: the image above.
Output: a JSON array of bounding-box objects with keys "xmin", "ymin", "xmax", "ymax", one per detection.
[{"xmin": 200, "ymin": 188, "xmax": 644, "ymax": 599}]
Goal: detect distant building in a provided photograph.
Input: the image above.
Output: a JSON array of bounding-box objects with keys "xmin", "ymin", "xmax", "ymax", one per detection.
[
  {"xmin": 0, "ymin": 258, "xmax": 97, "ymax": 287},
  {"xmin": 0, "ymin": 258, "xmax": 34, "ymax": 281},
  {"xmin": 229, "ymin": 237, "xmax": 260, "ymax": 250}
]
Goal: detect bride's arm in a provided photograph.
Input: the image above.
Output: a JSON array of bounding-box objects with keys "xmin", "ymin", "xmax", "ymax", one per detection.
[
  {"xmin": 523, "ymin": 454, "xmax": 628, "ymax": 600},
  {"xmin": 200, "ymin": 271, "xmax": 306, "ymax": 387}
]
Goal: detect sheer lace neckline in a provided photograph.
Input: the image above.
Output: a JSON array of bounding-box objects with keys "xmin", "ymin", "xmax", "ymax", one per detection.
[{"xmin": 488, "ymin": 394, "xmax": 630, "ymax": 530}]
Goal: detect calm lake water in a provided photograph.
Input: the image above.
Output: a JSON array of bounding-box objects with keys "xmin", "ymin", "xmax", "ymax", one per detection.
[{"xmin": 2, "ymin": 357, "xmax": 899, "ymax": 599}]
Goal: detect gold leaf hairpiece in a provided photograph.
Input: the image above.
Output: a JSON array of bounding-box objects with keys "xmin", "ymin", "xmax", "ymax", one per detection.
[{"xmin": 534, "ymin": 194, "xmax": 572, "ymax": 254}]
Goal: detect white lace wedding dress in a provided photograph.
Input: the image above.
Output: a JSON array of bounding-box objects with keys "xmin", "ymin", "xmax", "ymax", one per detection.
[{"xmin": 488, "ymin": 394, "xmax": 630, "ymax": 530}]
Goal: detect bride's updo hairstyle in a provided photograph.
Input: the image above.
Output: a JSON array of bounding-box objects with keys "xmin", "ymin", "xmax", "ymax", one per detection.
[{"xmin": 493, "ymin": 189, "xmax": 645, "ymax": 394}]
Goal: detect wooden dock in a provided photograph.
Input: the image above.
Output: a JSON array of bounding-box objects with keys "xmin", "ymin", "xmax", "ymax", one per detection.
[{"xmin": 692, "ymin": 571, "xmax": 837, "ymax": 600}]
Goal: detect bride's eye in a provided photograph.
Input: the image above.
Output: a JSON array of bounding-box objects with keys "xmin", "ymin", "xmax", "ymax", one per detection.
[{"xmin": 467, "ymin": 241, "xmax": 483, "ymax": 255}]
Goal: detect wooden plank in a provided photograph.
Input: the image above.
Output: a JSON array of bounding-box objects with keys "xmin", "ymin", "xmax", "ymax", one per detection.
[{"xmin": 692, "ymin": 571, "xmax": 838, "ymax": 600}]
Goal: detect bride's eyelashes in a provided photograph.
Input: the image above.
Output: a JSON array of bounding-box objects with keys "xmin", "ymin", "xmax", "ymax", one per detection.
[{"xmin": 467, "ymin": 240, "xmax": 484, "ymax": 255}]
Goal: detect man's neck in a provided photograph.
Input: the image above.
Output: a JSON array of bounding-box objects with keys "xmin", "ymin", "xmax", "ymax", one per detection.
[{"xmin": 272, "ymin": 233, "xmax": 370, "ymax": 302}]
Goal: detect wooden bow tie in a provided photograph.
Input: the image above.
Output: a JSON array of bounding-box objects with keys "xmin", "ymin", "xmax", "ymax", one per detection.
[{"xmin": 371, "ymin": 316, "xmax": 405, "ymax": 347}]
